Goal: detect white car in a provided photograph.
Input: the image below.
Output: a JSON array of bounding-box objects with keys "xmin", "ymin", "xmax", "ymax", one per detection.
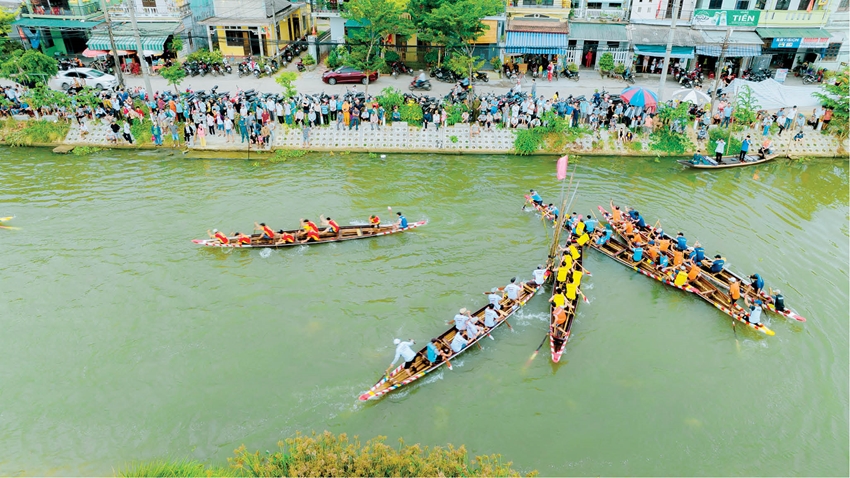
[{"xmin": 52, "ymin": 68, "xmax": 118, "ymax": 91}]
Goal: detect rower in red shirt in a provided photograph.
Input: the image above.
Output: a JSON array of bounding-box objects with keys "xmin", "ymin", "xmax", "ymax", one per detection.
[
  {"xmin": 276, "ymin": 229, "xmax": 296, "ymax": 244},
  {"xmin": 322, "ymin": 216, "xmax": 340, "ymax": 236},
  {"xmin": 207, "ymin": 229, "xmax": 230, "ymax": 244},
  {"xmin": 369, "ymin": 215, "xmax": 380, "ymax": 228},
  {"xmin": 235, "ymin": 232, "xmax": 251, "ymax": 246},
  {"xmin": 302, "ymin": 228, "xmax": 321, "ymax": 243},
  {"xmin": 254, "ymin": 222, "xmax": 275, "ymax": 241}
]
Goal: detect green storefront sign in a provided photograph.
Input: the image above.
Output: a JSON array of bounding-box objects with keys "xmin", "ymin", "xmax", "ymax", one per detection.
[{"xmin": 692, "ymin": 9, "xmax": 761, "ymax": 27}]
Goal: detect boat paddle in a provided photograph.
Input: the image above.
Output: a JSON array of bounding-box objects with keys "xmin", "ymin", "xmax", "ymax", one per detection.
[
  {"xmin": 438, "ymin": 339, "xmax": 454, "ymax": 370},
  {"xmin": 526, "ymin": 333, "xmax": 549, "ymax": 367}
]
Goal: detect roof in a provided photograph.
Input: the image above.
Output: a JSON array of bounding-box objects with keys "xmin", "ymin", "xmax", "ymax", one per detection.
[
  {"xmin": 568, "ymin": 22, "xmax": 626, "ymax": 41},
  {"xmin": 633, "ymin": 44, "xmax": 694, "ymax": 58},
  {"xmin": 87, "ymin": 22, "xmax": 181, "ymax": 53},
  {"xmin": 506, "ymin": 18, "xmax": 568, "ymax": 34},
  {"xmin": 12, "ymin": 17, "xmax": 103, "ymax": 29},
  {"xmin": 506, "ymin": 31, "xmax": 569, "ymax": 54},
  {"xmin": 199, "ymin": 17, "xmax": 273, "ymax": 27},
  {"xmin": 631, "ymin": 24, "xmax": 703, "ymax": 46},
  {"xmin": 756, "ymin": 27, "xmax": 831, "ymax": 39}
]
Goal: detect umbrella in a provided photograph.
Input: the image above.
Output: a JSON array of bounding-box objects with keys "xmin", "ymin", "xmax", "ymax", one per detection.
[
  {"xmin": 671, "ymin": 88, "xmax": 711, "ymax": 106},
  {"xmin": 620, "ymin": 86, "xmax": 658, "ymax": 111},
  {"xmin": 82, "ymin": 48, "xmax": 107, "ymax": 58}
]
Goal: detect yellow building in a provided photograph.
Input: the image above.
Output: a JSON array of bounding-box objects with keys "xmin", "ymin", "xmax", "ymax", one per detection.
[
  {"xmin": 504, "ymin": 0, "xmax": 570, "ymax": 61},
  {"xmin": 200, "ymin": 0, "xmax": 312, "ymax": 58}
]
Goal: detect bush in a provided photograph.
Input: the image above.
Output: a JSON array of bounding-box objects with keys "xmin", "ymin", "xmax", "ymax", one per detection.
[
  {"xmin": 598, "ymin": 52, "xmax": 614, "ymax": 72},
  {"xmin": 490, "ymin": 56, "xmax": 502, "ymax": 72},
  {"xmin": 568, "ymin": 62, "xmax": 579, "ymax": 73},
  {"xmin": 399, "ymin": 102, "xmax": 423, "ymax": 125},
  {"xmin": 186, "ymin": 48, "xmax": 222, "ymax": 65},
  {"xmin": 119, "ymin": 431, "xmax": 533, "ymax": 477},
  {"xmin": 446, "ymin": 103, "xmax": 468, "ymax": 126},
  {"xmin": 383, "ymin": 49, "xmax": 400, "ymax": 63},
  {"xmin": 0, "ymin": 118, "xmax": 70, "ymax": 146},
  {"xmin": 302, "ymin": 54, "xmax": 316, "ymax": 66},
  {"xmin": 376, "ymin": 87, "xmax": 404, "ymax": 115},
  {"xmin": 327, "ymin": 46, "xmax": 344, "ymax": 69},
  {"xmin": 614, "ymin": 63, "xmax": 625, "ymax": 74},
  {"xmin": 649, "ymin": 128, "xmax": 694, "ymax": 155},
  {"xmin": 423, "ymin": 50, "xmax": 438, "ymax": 66}
]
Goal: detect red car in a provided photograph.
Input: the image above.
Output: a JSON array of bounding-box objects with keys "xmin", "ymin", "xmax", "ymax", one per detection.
[{"xmin": 322, "ymin": 66, "xmax": 379, "ymax": 85}]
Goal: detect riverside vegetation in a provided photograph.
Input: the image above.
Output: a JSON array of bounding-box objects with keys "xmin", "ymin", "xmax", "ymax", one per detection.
[{"xmin": 118, "ymin": 431, "xmax": 533, "ymax": 477}]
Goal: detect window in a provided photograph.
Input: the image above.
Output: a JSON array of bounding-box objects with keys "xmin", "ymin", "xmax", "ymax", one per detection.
[
  {"xmin": 587, "ymin": 2, "xmax": 602, "ymax": 7},
  {"xmin": 774, "ymin": 0, "xmax": 791, "ymax": 9},
  {"xmin": 755, "ymin": 0, "xmax": 767, "ymax": 8},
  {"xmin": 141, "ymin": 0, "xmax": 157, "ymax": 8},
  {"xmin": 839, "ymin": 0, "xmax": 849, "ymax": 11},
  {"xmin": 735, "ymin": 0, "xmax": 749, "ymax": 8},
  {"xmin": 823, "ymin": 42, "xmax": 841, "ymax": 60},
  {"xmin": 607, "ymin": 41, "xmax": 620, "ymax": 48},
  {"xmin": 609, "ymin": 3, "xmax": 622, "ymax": 7},
  {"xmin": 709, "ymin": 0, "xmax": 722, "ymax": 8},
  {"xmin": 797, "ymin": 0, "xmax": 810, "ymax": 10},
  {"xmin": 41, "ymin": 28, "xmax": 54, "ymax": 48},
  {"xmin": 225, "ymin": 30, "xmax": 244, "ymax": 47}
]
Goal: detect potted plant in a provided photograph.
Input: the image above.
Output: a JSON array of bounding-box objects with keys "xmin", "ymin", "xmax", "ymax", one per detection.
[
  {"xmin": 568, "ymin": 62, "xmax": 579, "ymax": 73},
  {"xmin": 303, "ymin": 54, "xmax": 317, "ymax": 71},
  {"xmin": 598, "ymin": 52, "xmax": 614, "ymax": 77},
  {"xmin": 614, "ymin": 62, "xmax": 625, "ymax": 77},
  {"xmin": 491, "ymin": 57, "xmax": 502, "ymax": 78}
]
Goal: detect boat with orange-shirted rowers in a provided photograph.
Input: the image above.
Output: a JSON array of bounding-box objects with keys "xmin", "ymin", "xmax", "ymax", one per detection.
[{"xmin": 193, "ymin": 220, "xmax": 426, "ymax": 248}]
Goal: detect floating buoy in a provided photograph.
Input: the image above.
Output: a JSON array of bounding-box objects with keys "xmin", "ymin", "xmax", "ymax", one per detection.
[{"xmin": 380, "ymin": 154, "xmax": 386, "ymax": 159}]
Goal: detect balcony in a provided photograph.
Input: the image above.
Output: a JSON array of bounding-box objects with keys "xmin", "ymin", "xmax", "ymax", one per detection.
[
  {"xmin": 510, "ymin": 0, "xmax": 560, "ymax": 7},
  {"xmin": 758, "ymin": 9, "xmax": 827, "ymax": 26},
  {"xmin": 108, "ymin": 2, "xmax": 190, "ymax": 19},
  {"xmin": 25, "ymin": 0, "xmax": 100, "ymax": 17},
  {"xmin": 576, "ymin": 7, "xmax": 626, "ymax": 20},
  {"xmin": 311, "ymin": 0, "xmax": 344, "ymax": 15}
]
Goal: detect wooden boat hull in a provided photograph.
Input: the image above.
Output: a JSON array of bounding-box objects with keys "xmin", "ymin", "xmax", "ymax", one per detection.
[
  {"xmin": 677, "ymin": 153, "xmax": 778, "ymax": 169},
  {"xmin": 523, "ymin": 194, "xmax": 555, "ymax": 220},
  {"xmin": 549, "ymin": 253, "xmax": 581, "ymax": 363},
  {"xmin": 193, "ymin": 220, "xmax": 426, "ymax": 248},
  {"xmin": 594, "ymin": 207, "xmax": 774, "ymax": 336},
  {"xmin": 606, "ymin": 202, "xmax": 806, "ymax": 322},
  {"xmin": 358, "ymin": 280, "xmax": 542, "ymax": 401}
]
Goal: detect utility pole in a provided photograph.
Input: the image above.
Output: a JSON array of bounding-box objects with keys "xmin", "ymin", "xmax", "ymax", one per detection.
[
  {"xmin": 657, "ymin": 0, "xmax": 680, "ymax": 104},
  {"xmin": 709, "ymin": 27, "xmax": 732, "ymax": 118},
  {"xmin": 126, "ymin": 0, "xmax": 153, "ymax": 96},
  {"xmin": 100, "ymin": 0, "xmax": 124, "ymax": 87}
]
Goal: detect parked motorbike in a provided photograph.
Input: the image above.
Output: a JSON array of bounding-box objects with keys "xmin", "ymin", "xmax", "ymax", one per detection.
[
  {"xmin": 198, "ymin": 62, "xmax": 208, "ymax": 77},
  {"xmin": 802, "ymin": 73, "xmax": 817, "ymax": 84},
  {"xmin": 472, "ymin": 71, "xmax": 489, "ymax": 82},
  {"xmin": 264, "ymin": 62, "xmax": 274, "ymax": 76},
  {"xmin": 391, "ymin": 61, "xmax": 414, "ymax": 78},
  {"xmin": 409, "ymin": 79, "xmax": 432, "ymax": 91},
  {"xmin": 430, "ymin": 66, "xmax": 458, "ymax": 83},
  {"xmin": 560, "ymin": 68, "xmax": 580, "ymax": 81},
  {"xmin": 622, "ymin": 70, "xmax": 635, "ymax": 84}
]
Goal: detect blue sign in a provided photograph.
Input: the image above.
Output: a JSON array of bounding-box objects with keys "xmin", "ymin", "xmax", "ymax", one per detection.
[{"xmin": 771, "ymin": 37, "xmax": 802, "ymax": 49}]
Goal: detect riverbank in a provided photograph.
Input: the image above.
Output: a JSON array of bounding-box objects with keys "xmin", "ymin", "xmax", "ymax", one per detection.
[{"xmin": 1, "ymin": 116, "xmax": 845, "ymax": 158}]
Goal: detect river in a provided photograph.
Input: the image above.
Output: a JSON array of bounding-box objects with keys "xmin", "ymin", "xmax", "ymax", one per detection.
[{"xmin": 0, "ymin": 148, "xmax": 847, "ymax": 476}]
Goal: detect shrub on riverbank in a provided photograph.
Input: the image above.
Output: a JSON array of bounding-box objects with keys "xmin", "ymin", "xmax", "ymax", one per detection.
[
  {"xmin": 119, "ymin": 431, "xmax": 533, "ymax": 477},
  {"xmin": 1, "ymin": 118, "xmax": 70, "ymax": 146}
]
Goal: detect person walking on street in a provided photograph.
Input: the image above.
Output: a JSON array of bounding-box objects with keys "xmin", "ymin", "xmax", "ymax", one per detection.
[
  {"xmin": 739, "ymin": 135, "xmax": 751, "ymax": 161},
  {"xmin": 531, "ymin": 79, "xmax": 537, "ymax": 99},
  {"xmin": 715, "ymin": 138, "xmax": 726, "ymax": 162}
]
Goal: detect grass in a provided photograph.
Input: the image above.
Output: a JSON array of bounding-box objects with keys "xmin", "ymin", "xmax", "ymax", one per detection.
[
  {"xmin": 0, "ymin": 118, "xmax": 70, "ymax": 146},
  {"xmin": 72, "ymin": 146, "xmax": 104, "ymax": 155},
  {"xmin": 118, "ymin": 431, "xmax": 534, "ymax": 477}
]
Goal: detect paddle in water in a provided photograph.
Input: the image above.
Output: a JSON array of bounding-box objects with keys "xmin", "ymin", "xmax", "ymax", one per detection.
[{"xmin": 526, "ymin": 333, "xmax": 549, "ymax": 367}]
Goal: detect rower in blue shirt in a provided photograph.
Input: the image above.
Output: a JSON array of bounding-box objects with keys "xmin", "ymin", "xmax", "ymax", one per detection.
[
  {"xmin": 631, "ymin": 243, "xmax": 644, "ymax": 262},
  {"xmin": 584, "ymin": 215, "xmax": 597, "ymax": 234},
  {"xmin": 596, "ymin": 225, "xmax": 613, "ymax": 245},
  {"xmin": 675, "ymin": 232, "xmax": 688, "ymax": 251},
  {"xmin": 529, "ymin": 189, "xmax": 543, "ymax": 206},
  {"xmin": 627, "ymin": 209, "xmax": 647, "ymax": 228},
  {"xmin": 688, "ymin": 241, "xmax": 705, "ymax": 262},
  {"xmin": 749, "ymin": 273, "xmax": 765, "ymax": 294},
  {"xmin": 707, "ymin": 254, "xmax": 725, "ymax": 273},
  {"xmin": 547, "ymin": 204, "xmax": 560, "ymax": 220},
  {"xmin": 395, "ymin": 212, "xmax": 408, "ymax": 229}
]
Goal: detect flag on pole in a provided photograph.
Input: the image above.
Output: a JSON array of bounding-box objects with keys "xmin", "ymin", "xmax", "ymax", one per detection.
[{"xmin": 556, "ymin": 155, "xmax": 569, "ymax": 180}]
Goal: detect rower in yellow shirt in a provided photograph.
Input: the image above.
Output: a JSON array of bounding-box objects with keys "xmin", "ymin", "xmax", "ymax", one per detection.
[
  {"xmin": 549, "ymin": 289, "xmax": 567, "ymax": 308},
  {"xmin": 673, "ymin": 268, "xmax": 689, "ymax": 287},
  {"xmin": 556, "ymin": 264, "xmax": 570, "ymax": 284}
]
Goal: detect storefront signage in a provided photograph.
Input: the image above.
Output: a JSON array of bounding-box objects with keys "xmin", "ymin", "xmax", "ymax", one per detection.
[
  {"xmin": 692, "ymin": 9, "xmax": 761, "ymax": 27},
  {"xmin": 770, "ymin": 37, "xmax": 830, "ymax": 48},
  {"xmin": 774, "ymin": 68, "xmax": 788, "ymax": 83}
]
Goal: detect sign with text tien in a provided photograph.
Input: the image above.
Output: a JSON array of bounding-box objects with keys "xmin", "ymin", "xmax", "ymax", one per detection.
[{"xmin": 692, "ymin": 9, "xmax": 761, "ymax": 27}]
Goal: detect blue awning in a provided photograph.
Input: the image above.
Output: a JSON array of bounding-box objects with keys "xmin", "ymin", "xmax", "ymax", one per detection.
[
  {"xmin": 695, "ymin": 45, "xmax": 762, "ymax": 57},
  {"xmin": 506, "ymin": 31, "xmax": 568, "ymax": 55},
  {"xmin": 634, "ymin": 45, "xmax": 694, "ymax": 59}
]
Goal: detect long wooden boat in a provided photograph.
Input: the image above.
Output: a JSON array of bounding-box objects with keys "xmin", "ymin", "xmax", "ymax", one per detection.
[
  {"xmin": 549, "ymin": 247, "xmax": 583, "ymax": 363},
  {"xmin": 607, "ymin": 202, "xmax": 806, "ymax": 322},
  {"xmin": 358, "ymin": 280, "xmax": 542, "ymax": 402},
  {"xmin": 593, "ymin": 208, "xmax": 774, "ymax": 336},
  {"xmin": 677, "ymin": 153, "xmax": 779, "ymax": 169},
  {"xmin": 523, "ymin": 194, "xmax": 555, "ymax": 221},
  {"xmin": 193, "ymin": 220, "xmax": 426, "ymax": 248}
]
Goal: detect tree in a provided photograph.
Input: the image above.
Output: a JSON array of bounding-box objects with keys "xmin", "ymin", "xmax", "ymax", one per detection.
[
  {"xmin": 0, "ymin": 7, "xmax": 23, "ymax": 56},
  {"xmin": 166, "ymin": 36, "xmax": 183, "ymax": 58},
  {"xmin": 733, "ymin": 85, "xmax": 760, "ymax": 129},
  {"xmin": 812, "ymin": 66, "xmax": 849, "ymax": 140},
  {"xmin": 25, "ymin": 84, "xmax": 72, "ymax": 118},
  {"xmin": 598, "ymin": 52, "xmax": 614, "ymax": 73},
  {"xmin": 417, "ymin": 0, "xmax": 503, "ymax": 84},
  {"xmin": 342, "ymin": 0, "xmax": 413, "ymax": 94},
  {"xmin": 275, "ymin": 71, "xmax": 298, "ymax": 98},
  {"xmin": 160, "ymin": 62, "xmax": 187, "ymax": 94},
  {"xmin": 0, "ymin": 49, "xmax": 58, "ymax": 87}
]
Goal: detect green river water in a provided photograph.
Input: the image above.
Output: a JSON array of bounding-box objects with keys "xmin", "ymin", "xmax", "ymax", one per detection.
[{"xmin": 0, "ymin": 148, "xmax": 847, "ymax": 476}]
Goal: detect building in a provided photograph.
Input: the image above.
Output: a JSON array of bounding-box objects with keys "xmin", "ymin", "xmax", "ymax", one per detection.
[
  {"xmin": 85, "ymin": 0, "xmax": 192, "ymax": 60},
  {"xmin": 200, "ymin": 0, "xmax": 312, "ymax": 58},
  {"xmin": 12, "ymin": 0, "xmax": 104, "ymax": 56},
  {"xmin": 752, "ymin": 0, "xmax": 834, "ymax": 71},
  {"xmin": 569, "ymin": 0, "xmax": 630, "ymax": 69},
  {"xmin": 821, "ymin": 0, "xmax": 849, "ymax": 69},
  {"xmin": 503, "ymin": 0, "xmax": 570, "ymax": 70}
]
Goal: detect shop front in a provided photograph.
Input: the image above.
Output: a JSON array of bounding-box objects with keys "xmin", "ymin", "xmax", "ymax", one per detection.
[
  {"xmin": 694, "ymin": 30, "xmax": 763, "ymax": 76},
  {"xmin": 630, "ymin": 25, "xmax": 703, "ymax": 74},
  {"xmin": 756, "ymin": 27, "xmax": 831, "ymax": 69},
  {"xmin": 504, "ymin": 18, "xmax": 569, "ymax": 76}
]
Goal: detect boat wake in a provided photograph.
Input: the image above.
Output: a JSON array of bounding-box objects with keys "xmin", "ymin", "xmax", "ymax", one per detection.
[{"xmin": 259, "ymin": 248, "xmax": 272, "ymax": 259}]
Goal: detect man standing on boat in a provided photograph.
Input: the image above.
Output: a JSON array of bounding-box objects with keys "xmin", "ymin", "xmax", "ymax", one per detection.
[
  {"xmin": 714, "ymin": 138, "xmax": 726, "ymax": 163},
  {"xmin": 529, "ymin": 189, "xmax": 543, "ymax": 207},
  {"xmin": 389, "ymin": 338, "xmax": 417, "ymax": 372},
  {"xmin": 533, "ymin": 265, "xmax": 547, "ymax": 285},
  {"xmin": 739, "ymin": 135, "xmax": 751, "ymax": 161}
]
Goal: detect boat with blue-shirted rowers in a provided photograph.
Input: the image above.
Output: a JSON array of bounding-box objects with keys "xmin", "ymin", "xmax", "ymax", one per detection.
[
  {"xmin": 359, "ymin": 275, "xmax": 541, "ymax": 402},
  {"xmin": 677, "ymin": 152, "xmax": 779, "ymax": 169},
  {"xmin": 194, "ymin": 218, "xmax": 426, "ymax": 248}
]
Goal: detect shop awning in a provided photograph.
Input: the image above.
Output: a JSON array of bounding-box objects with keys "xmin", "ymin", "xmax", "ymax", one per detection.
[
  {"xmin": 506, "ymin": 31, "xmax": 568, "ymax": 55},
  {"xmin": 756, "ymin": 27, "xmax": 831, "ymax": 39},
  {"xmin": 87, "ymin": 34, "xmax": 168, "ymax": 53},
  {"xmin": 12, "ymin": 17, "xmax": 103, "ymax": 29},
  {"xmin": 696, "ymin": 30, "xmax": 763, "ymax": 57},
  {"xmin": 568, "ymin": 23, "xmax": 627, "ymax": 42},
  {"xmin": 633, "ymin": 45, "xmax": 694, "ymax": 59}
]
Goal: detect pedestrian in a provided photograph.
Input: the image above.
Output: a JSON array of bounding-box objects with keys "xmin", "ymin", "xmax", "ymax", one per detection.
[
  {"xmin": 531, "ymin": 79, "xmax": 537, "ymax": 99},
  {"xmin": 813, "ymin": 106, "xmax": 824, "ymax": 130},
  {"xmin": 169, "ymin": 119, "xmax": 179, "ymax": 147},
  {"xmin": 224, "ymin": 117, "xmax": 234, "ymax": 143},
  {"xmin": 547, "ymin": 62, "xmax": 554, "ymax": 82},
  {"xmin": 714, "ymin": 138, "xmax": 726, "ymax": 162},
  {"xmin": 370, "ymin": 109, "xmax": 379, "ymax": 130},
  {"xmin": 197, "ymin": 123, "xmax": 206, "ymax": 147},
  {"xmin": 184, "ymin": 121, "xmax": 193, "ymax": 146},
  {"xmin": 350, "ymin": 105, "xmax": 360, "ymax": 130},
  {"xmin": 785, "ymin": 105, "xmax": 797, "ymax": 132},
  {"xmin": 739, "ymin": 135, "xmax": 751, "ymax": 161},
  {"xmin": 721, "ymin": 105, "xmax": 733, "ymax": 128},
  {"xmin": 761, "ymin": 115, "xmax": 772, "ymax": 137},
  {"xmin": 239, "ymin": 117, "xmax": 249, "ymax": 143},
  {"xmin": 122, "ymin": 120, "xmax": 133, "ymax": 144},
  {"xmin": 822, "ymin": 107, "xmax": 832, "ymax": 131}
]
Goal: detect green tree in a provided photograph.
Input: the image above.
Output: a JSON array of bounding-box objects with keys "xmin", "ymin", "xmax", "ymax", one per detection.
[
  {"xmin": 812, "ymin": 66, "xmax": 849, "ymax": 139},
  {"xmin": 166, "ymin": 36, "xmax": 183, "ymax": 57},
  {"xmin": 598, "ymin": 52, "xmax": 614, "ymax": 73},
  {"xmin": 0, "ymin": 49, "xmax": 58, "ymax": 86},
  {"xmin": 342, "ymin": 0, "xmax": 414, "ymax": 93},
  {"xmin": 733, "ymin": 85, "xmax": 760, "ymax": 128},
  {"xmin": 417, "ymin": 0, "xmax": 502, "ymax": 83},
  {"xmin": 160, "ymin": 62, "xmax": 187, "ymax": 94},
  {"xmin": 25, "ymin": 84, "xmax": 72, "ymax": 118},
  {"xmin": 0, "ymin": 7, "xmax": 24, "ymax": 56},
  {"xmin": 275, "ymin": 71, "xmax": 298, "ymax": 98}
]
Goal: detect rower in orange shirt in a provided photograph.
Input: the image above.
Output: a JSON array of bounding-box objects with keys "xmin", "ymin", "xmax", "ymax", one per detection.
[
  {"xmin": 301, "ymin": 228, "xmax": 321, "ymax": 244},
  {"xmin": 254, "ymin": 222, "xmax": 275, "ymax": 242},
  {"xmin": 235, "ymin": 232, "xmax": 251, "ymax": 246},
  {"xmin": 275, "ymin": 229, "xmax": 296, "ymax": 244},
  {"xmin": 321, "ymin": 216, "xmax": 341, "ymax": 236},
  {"xmin": 207, "ymin": 229, "xmax": 230, "ymax": 244},
  {"xmin": 369, "ymin": 215, "xmax": 381, "ymax": 228}
]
